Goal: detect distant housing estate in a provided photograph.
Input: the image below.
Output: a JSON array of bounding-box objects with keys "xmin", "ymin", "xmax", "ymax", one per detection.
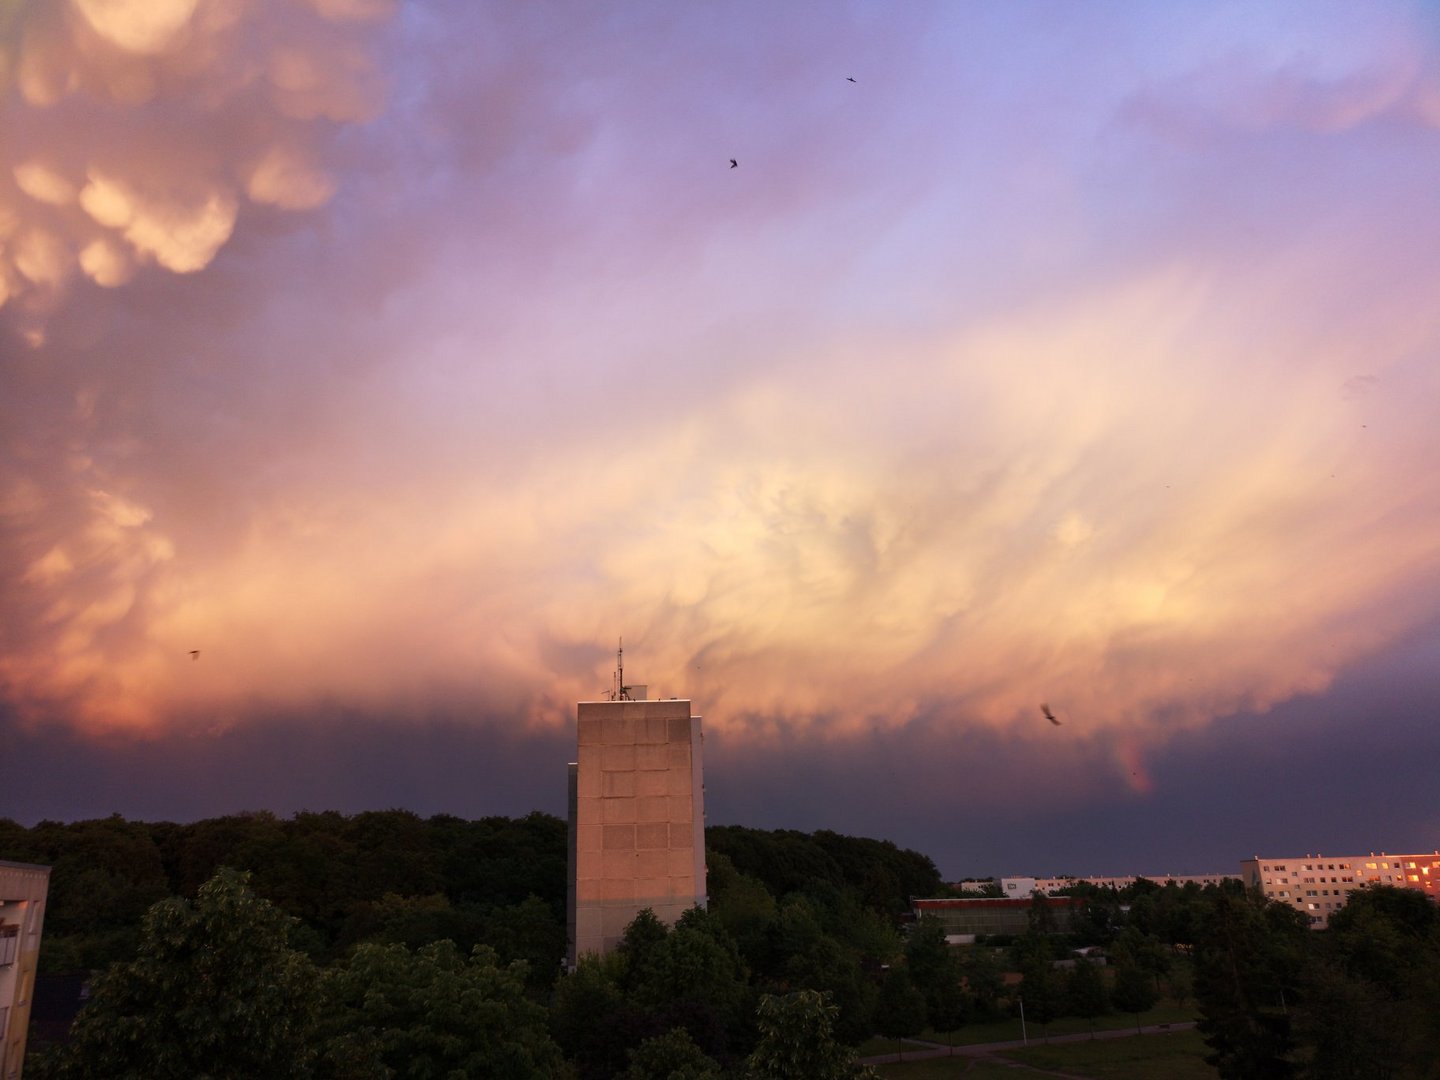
[
  {"xmin": 1006, "ymin": 874, "xmax": 1231, "ymax": 896},
  {"xmin": 947, "ymin": 848, "xmax": 1440, "ymax": 931},
  {"xmin": 1242, "ymin": 850, "xmax": 1440, "ymax": 928}
]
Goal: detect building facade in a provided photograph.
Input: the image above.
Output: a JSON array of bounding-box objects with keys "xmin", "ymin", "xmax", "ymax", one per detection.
[
  {"xmin": 567, "ymin": 695, "xmax": 706, "ymax": 965},
  {"xmin": 1242, "ymin": 850, "xmax": 1440, "ymax": 928},
  {"xmin": 1013, "ymin": 873, "xmax": 1233, "ymax": 894},
  {"xmin": 0, "ymin": 861, "xmax": 50, "ymax": 1080}
]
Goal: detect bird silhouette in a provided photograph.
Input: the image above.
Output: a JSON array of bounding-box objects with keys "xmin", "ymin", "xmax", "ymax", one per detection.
[
  {"xmin": 1041, "ymin": 703, "xmax": 1060, "ymax": 725},
  {"xmin": 846, "ymin": 76, "xmax": 856, "ymax": 82},
  {"xmin": 189, "ymin": 650, "xmax": 200, "ymax": 660},
  {"xmin": 729, "ymin": 158, "xmax": 738, "ymax": 168}
]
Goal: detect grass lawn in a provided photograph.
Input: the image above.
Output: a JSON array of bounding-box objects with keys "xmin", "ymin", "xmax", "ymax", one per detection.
[
  {"xmin": 915, "ymin": 999, "xmax": 1199, "ymax": 1047},
  {"xmin": 1009, "ymin": 1028, "xmax": 1218, "ymax": 1079},
  {"xmin": 874, "ymin": 1060, "xmax": 1043, "ymax": 1079},
  {"xmin": 872, "ymin": 1028, "xmax": 1218, "ymax": 1080}
]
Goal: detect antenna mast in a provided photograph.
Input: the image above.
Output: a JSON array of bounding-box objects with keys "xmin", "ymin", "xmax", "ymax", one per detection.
[{"xmin": 611, "ymin": 638, "xmax": 632, "ymax": 701}]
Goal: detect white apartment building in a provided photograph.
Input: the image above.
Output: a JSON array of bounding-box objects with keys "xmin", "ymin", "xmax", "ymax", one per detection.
[
  {"xmin": 0, "ymin": 861, "xmax": 49, "ymax": 1080},
  {"xmin": 1241, "ymin": 851, "xmax": 1440, "ymax": 928}
]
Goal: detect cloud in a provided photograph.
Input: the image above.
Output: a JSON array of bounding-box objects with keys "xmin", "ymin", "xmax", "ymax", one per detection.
[
  {"xmin": 1, "ymin": 1, "xmax": 1438, "ymax": 782},
  {"xmin": 0, "ymin": 0, "xmax": 392, "ymax": 319}
]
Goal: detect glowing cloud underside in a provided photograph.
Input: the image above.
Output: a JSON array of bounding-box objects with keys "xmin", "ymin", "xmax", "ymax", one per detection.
[{"xmin": 1, "ymin": 3, "xmax": 1439, "ymax": 777}]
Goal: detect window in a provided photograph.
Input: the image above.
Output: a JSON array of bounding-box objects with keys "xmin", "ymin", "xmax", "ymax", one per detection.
[{"xmin": 0, "ymin": 926, "xmax": 18, "ymax": 967}]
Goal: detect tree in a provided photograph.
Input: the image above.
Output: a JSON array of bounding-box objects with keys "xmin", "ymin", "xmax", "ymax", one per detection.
[
  {"xmin": 1066, "ymin": 956, "xmax": 1109, "ymax": 1037},
  {"xmin": 776, "ymin": 899, "xmax": 876, "ymax": 1044},
  {"xmin": 621, "ymin": 1028, "xmax": 723, "ymax": 1080},
  {"xmin": 549, "ymin": 952, "xmax": 636, "ymax": 1080},
  {"xmin": 745, "ymin": 991, "xmax": 876, "ymax": 1080},
  {"xmin": 41, "ymin": 868, "xmax": 321, "ymax": 1080},
  {"xmin": 1110, "ymin": 954, "xmax": 1158, "ymax": 1033},
  {"xmin": 316, "ymin": 940, "xmax": 566, "ymax": 1079},
  {"xmin": 1292, "ymin": 886, "xmax": 1440, "ymax": 1080},
  {"xmin": 962, "ymin": 946, "xmax": 1006, "ymax": 1020},
  {"xmin": 1017, "ymin": 954, "xmax": 1065, "ymax": 1039},
  {"xmin": 874, "ymin": 967, "xmax": 927, "ymax": 1059},
  {"xmin": 1192, "ymin": 887, "xmax": 1307, "ymax": 1080},
  {"xmin": 1114, "ymin": 926, "xmax": 1171, "ymax": 997}
]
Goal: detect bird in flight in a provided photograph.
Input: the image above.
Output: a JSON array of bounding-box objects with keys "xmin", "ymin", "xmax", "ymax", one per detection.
[
  {"xmin": 846, "ymin": 76, "xmax": 856, "ymax": 82},
  {"xmin": 189, "ymin": 650, "xmax": 200, "ymax": 660},
  {"xmin": 1041, "ymin": 703, "xmax": 1060, "ymax": 725},
  {"xmin": 729, "ymin": 158, "xmax": 738, "ymax": 168}
]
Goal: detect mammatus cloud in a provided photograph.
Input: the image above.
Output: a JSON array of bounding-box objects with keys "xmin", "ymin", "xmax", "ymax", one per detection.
[
  {"xmin": 0, "ymin": 0, "xmax": 391, "ymax": 328},
  {"xmin": 5, "ymin": 258, "xmax": 1437, "ymax": 744},
  {"xmin": 1, "ymin": 2, "xmax": 1439, "ymax": 800}
]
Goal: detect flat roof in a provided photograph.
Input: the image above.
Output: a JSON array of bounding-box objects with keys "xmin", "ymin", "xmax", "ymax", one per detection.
[{"xmin": 0, "ymin": 860, "xmax": 51, "ymax": 873}]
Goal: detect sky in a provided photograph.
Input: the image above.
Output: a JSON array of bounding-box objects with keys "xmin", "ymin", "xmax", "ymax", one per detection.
[{"xmin": 3, "ymin": 0, "xmax": 1440, "ymax": 880}]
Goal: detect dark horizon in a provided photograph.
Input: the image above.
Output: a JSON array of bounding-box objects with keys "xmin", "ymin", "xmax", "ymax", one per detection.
[{"xmin": 7, "ymin": 616, "xmax": 1438, "ymax": 882}]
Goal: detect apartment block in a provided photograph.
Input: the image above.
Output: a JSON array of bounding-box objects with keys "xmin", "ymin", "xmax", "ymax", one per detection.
[
  {"xmin": 994, "ymin": 873, "xmax": 1233, "ymax": 897},
  {"xmin": 0, "ymin": 861, "xmax": 49, "ymax": 1080},
  {"xmin": 1242, "ymin": 850, "xmax": 1440, "ymax": 928},
  {"xmin": 567, "ymin": 694, "xmax": 706, "ymax": 965}
]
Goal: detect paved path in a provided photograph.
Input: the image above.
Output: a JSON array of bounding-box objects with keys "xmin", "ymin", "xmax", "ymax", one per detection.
[{"xmin": 860, "ymin": 1020, "xmax": 1199, "ymax": 1067}]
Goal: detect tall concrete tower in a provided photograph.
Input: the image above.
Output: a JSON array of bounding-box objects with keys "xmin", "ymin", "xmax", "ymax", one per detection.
[{"xmin": 567, "ymin": 670, "xmax": 705, "ymax": 966}]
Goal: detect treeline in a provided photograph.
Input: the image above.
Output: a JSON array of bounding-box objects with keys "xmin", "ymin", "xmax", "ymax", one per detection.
[
  {"xmin": 9, "ymin": 812, "xmax": 950, "ymax": 1078},
  {"xmin": 12, "ymin": 812, "xmax": 1440, "ymax": 1078},
  {"xmin": 1, "ymin": 810, "xmax": 568, "ymax": 979},
  {"xmin": 944, "ymin": 880, "xmax": 1440, "ymax": 1080}
]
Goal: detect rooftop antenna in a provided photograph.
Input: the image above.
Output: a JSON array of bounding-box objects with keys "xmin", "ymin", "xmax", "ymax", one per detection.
[{"xmin": 610, "ymin": 638, "xmax": 633, "ymax": 701}]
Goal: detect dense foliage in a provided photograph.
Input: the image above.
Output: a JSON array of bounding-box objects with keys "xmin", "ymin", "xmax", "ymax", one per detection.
[{"xmin": 9, "ymin": 812, "xmax": 1440, "ymax": 1078}]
